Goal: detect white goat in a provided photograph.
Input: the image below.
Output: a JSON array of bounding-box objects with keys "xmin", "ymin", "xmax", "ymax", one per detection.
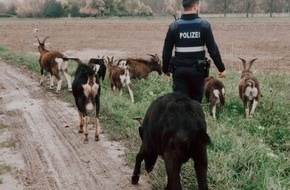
[{"xmin": 238, "ymin": 58, "xmax": 261, "ymax": 118}]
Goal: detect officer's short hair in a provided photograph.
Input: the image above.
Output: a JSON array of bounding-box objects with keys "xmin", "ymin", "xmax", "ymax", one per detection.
[{"xmin": 182, "ymin": 0, "xmax": 199, "ymax": 9}]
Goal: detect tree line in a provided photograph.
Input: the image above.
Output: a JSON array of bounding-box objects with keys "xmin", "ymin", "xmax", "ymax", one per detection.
[{"xmin": 0, "ymin": 0, "xmax": 289, "ymax": 18}]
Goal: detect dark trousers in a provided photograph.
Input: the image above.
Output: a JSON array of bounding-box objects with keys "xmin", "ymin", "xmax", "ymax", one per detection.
[{"xmin": 172, "ymin": 67, "xmax": 205, "ymax": 103}]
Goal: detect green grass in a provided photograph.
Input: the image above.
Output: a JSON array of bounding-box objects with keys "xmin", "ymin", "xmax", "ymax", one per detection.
[
  {"xmin": 0, "ymin": 124, "xmax": 7, "ymax": 130},
  {"xmin": 0, "ymin": 47, "xmax": 289, "ymax": 189},
  {"xmin": 0, "ymin": 164, "xmax": 12, "ymax": 184},
  {"xmin": 0, "ymin": 164, "xmax": 12, "ymax": 176}
]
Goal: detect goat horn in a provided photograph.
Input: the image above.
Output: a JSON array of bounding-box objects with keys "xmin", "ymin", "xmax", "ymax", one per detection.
[
  {"xmin": 42, "ymin": 36, "xmax": 50, "ymax": 44},
  {"xmin": 147, "ymin": 54, "xmax": 155, "ymax": 58},
  {"xmin": 248, "ymin": 58, "xmax": 258, "ymax": 70},
  {"xmin": 35, "ymin": 36, "xmax": 41, "ymax": 44},
  {"xmin": 238, "ymin": 57, "xmax": 247, "ymax": 70},
  {"xmin": 250, "ymin": 58, "xmax": 258, "ymax": 64}
]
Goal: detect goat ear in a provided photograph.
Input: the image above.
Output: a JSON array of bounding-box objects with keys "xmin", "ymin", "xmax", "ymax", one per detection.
[
  {"xmin": 132, "ymin": 117, "xmax": 143, "ymax": 125},
  {"xmin": 238, "ymin": 57, "xmax": 247, "ymax": 70},
  {"xmin": 248, "ymin": 58, "xmax": 258, "ymax": 70}
]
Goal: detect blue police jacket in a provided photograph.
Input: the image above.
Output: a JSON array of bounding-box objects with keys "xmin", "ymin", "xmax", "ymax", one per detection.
[{"xmin": 162, "ymin": 14, "xmax": 225, "ymax": 73}]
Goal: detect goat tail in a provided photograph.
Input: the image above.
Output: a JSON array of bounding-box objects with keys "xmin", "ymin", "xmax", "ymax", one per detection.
[
  {"xmin": 246, "ymin": 79, "xmax": 255, "ymax": 88},
  {"xmin": 219, "ymin": 88, "xmax": 225, "ymax": 106},
  {"xmin": 63, "ymin": 57, "xmax": 83, "ymax": 64}
]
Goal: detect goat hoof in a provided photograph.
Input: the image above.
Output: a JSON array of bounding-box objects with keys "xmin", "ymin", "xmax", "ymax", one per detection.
[
  {"xmin": 78, "ymin": 129, "xmax": 83, "ymax": 133},
  {"xmin": 95, "ymin": 135, "xmax": 100, "ymax": 141},
  {"xmin": 68, "ymin": 88, "xmax": 72, "ymax": 92},
  {"xmin": 83, "ymin": 133, "xmax": 89, "ymax": 143},
  {"xmin": 146, "ymin": 167, "xmax": 153, "ymax": 173},
  {"xmin": 131, "ymin": 175, "xmax": 140, "ymax": 184}
]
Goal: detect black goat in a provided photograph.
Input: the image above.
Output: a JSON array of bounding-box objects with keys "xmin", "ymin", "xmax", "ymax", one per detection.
[
  {"xmin": 132, "ymin": 92, "xmax": 211, "ymax": 190},
  {"xmin": 72, "ymin": 59, "xmax": 101, "ymax": 143},
  {"xmin": 88, "ymin": 58, "xmax": 106, "ymax": 81}
]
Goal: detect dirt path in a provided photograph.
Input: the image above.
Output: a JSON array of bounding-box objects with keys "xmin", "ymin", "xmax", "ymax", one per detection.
[{"xmin": 0, "ymin": 60, "xmax": 150, "ymax": 190}]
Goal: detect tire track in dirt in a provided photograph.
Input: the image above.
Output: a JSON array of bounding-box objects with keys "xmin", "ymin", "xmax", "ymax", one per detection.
[{"xmin": 0, "ymin": 60, "xmax": 150, "ymax": 190}]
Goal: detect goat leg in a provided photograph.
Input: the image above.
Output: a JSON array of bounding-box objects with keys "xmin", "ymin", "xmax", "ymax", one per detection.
[
  {"xmin": 78, "ymin": 111, "xmax": 84, "ymax": 133},
  {"xmin": 127, "ymin": 83, "xmax": 135, "ymax": 103},
  {"xmin": 132, "ymin": 151, "xmax": 144, "ymax": 184},
  {"xmin": 49, "ymin": 75, "xmax": 54, "ymax": 89},
  {"xmin": 164, "ymin": 152, "xmax": 182, "ymax": 190},
  {"xmin": 63, "ymin": 70, "xmax": 72, "ymax": 91},
  {"xmin": 249, "ymin": 99, "xmax": 258, "ymax": 118},
  {"xmin": 83, "ymin": 116, "xmax": 89, "ymax": 143},
  {"xmin": 210, "ymin": 101, "xmax": 217, "ymax": 120},
  {"xmin": 56, "ymin": 79, "xmax": 63, "ymax": 93},
  {"xmin": 95, "ymin": 117, "xmax": 100, "ymax": 141},
  {"xmin": 245, "ymin": 101, "xmax": 250, "ymax": 118},
  {"xmin": 40, "ymin": 69, "xmax": 44, "ymax": 85},
  {"xmin": 193, "ymin": 145, "xmax": 209, "ymax": 190}
]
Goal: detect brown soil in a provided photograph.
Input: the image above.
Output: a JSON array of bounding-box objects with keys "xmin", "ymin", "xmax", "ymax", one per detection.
[{"xmin": 0, "ymin": 17, "xmax": 289, "ymax": 71}]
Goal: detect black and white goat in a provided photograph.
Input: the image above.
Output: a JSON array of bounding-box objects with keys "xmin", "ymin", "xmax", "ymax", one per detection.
[
  {"xmin": 72, "ymin": 58, "xmax": 101, "ymax": 143},
  {"xmin": 88, "ymin": 58, "xmax": 106, "ymax": 81},
  {"xmin": 35, "ymin": 36, "xmax": 76, "ymax": 93},
  {"xmin": 205, "ymin": 76, "xmax": 226, "ymax": 120},
  {"xmin": 132, "ymin": 92, "xmax": 211, "ymax": 190},
  {"xmin": 238, "ymin": 58, "xmax": 261, "ymax": 118}
]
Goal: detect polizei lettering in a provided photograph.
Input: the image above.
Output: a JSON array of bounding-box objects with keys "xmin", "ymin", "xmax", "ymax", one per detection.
[{"xmin": 180, "ymin": 31, "xmax": 200, "ymax": 39}]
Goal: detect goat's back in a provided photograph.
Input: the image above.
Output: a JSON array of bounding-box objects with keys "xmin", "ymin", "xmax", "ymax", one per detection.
[
  {"xmin": 72, "ymin": 64, "xmax": 99, "ymax": 92},
  {"xmin": 126, "ymin": 57, "xmax": 162, "ymax": 79},
  {"xmin": 239, "ymin": 74, "xmax": 261, "ymax": 100},
  {"xmin": 39, "ymin": 51, "xmax": 65, "ymax": 70},
  {"xmin": 141, "ymin": 93, "xmax": 210, "ymax": 157},
  {"xmin": 205, "ymin": 76, "xmax": 225, "ymax": 104}
]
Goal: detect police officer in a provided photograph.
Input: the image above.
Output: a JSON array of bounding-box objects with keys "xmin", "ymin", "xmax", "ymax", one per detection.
[{"xmin": 162, "ymin": 0, "xmax": 226, "ymax": 103}]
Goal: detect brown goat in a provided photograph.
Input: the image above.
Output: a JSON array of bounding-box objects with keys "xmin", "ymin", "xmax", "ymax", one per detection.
[
  {"xmin": 35, "ymin": 36, "xmax": 76, "ymax": 93},
  {"xmin": 107, "ymin": 56, "xmax": 135, "ymax": 103},
  {"xmin": 205, "ymin": 76, "xmax": 226, "ymax": 120},
  {"xmin": 238, "ymin": 58, "xmax": 261, "ymax": 118},
  {"xmin": 126, "ymin": 54, "xmax": 162, "ymax": 79}
]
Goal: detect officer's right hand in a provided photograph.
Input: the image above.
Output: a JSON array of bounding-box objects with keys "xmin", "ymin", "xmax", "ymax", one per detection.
[{"xmin": 218, "ymin": 70, "xmax": 226, "ymax": 78}]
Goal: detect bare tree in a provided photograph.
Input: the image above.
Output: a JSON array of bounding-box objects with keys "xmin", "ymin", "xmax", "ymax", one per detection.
[
  {"xmin": 267, "ymin": 0, "xmax": 275, "ymax": 17},
  {"xmin": 223, "ymin": 0, "xmax": 234, "ymax": 17},
  {"xmin": 245, "ymin": 0, "xmax": 256, "ymax": 17}
]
